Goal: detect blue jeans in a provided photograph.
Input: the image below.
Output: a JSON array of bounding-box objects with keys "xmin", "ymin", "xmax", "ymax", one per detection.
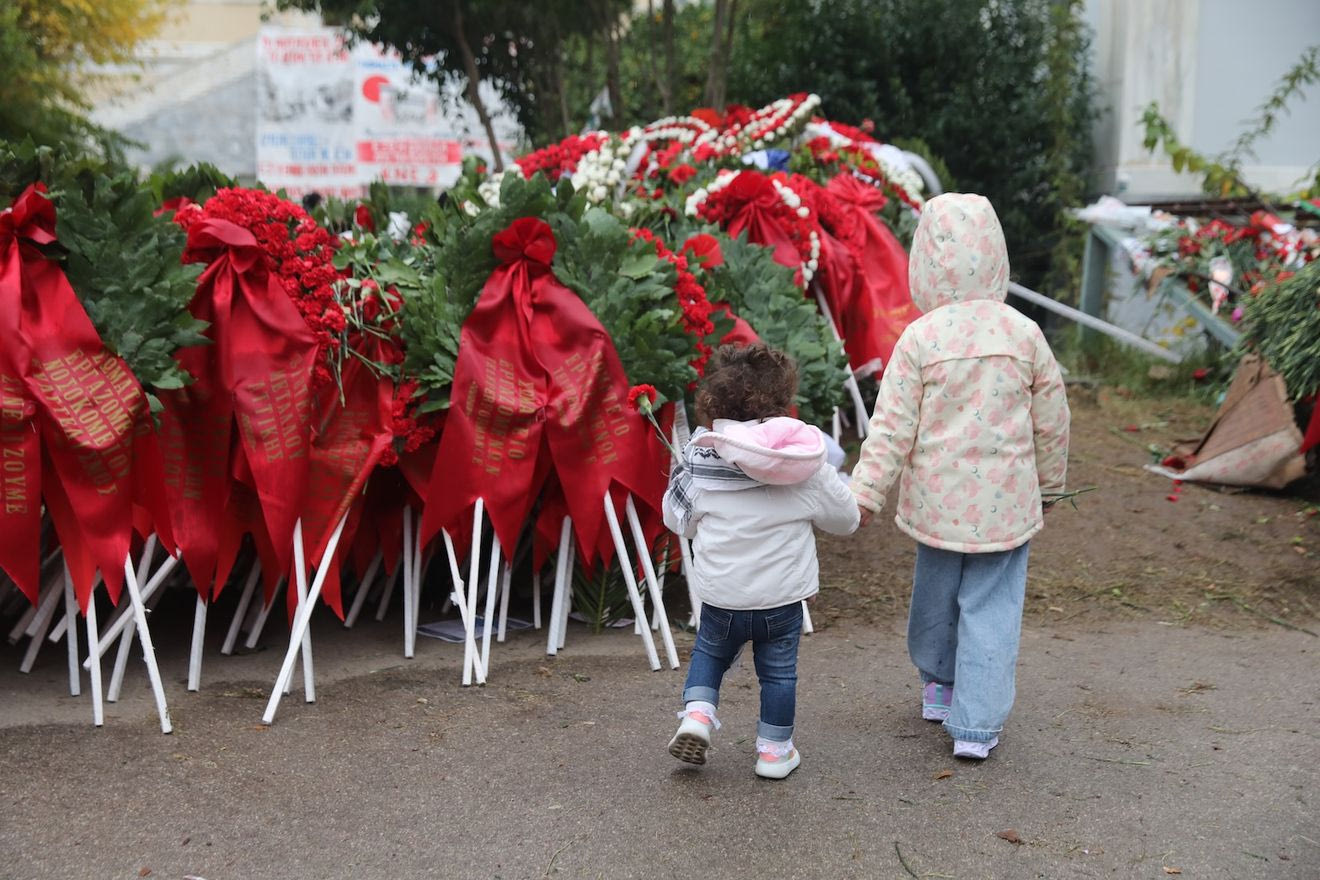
[
  {"xmin": 682, "ymin": 601, "xmax": 804, "ymax": 741},
  {"xmin": 908, "ymin": 541, "xmax": 1030, "ymax": 743}
]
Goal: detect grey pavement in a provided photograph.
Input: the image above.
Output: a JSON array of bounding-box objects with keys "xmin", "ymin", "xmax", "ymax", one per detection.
[{"xmin": 1, "ymin": 603, "xmax": 1317, "ymax": 880}]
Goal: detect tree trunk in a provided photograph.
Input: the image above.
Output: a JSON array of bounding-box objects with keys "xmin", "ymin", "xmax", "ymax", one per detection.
[
  {"xmin": 451, "ymin": 2, "xmax": 504, "ymax": 172},
  {"xmin": 604, "ymin": 16, "xmax": 623, "ymax": 122},
  {"xmin": 663, "ymin": 0, "xmax": 676, "ymax": 115},
  {"xmin": 721, "ymin": 0, "xmax": 738, "ymax": 87},
  {"xmin": 703, "ymin": 0, "xmax": 730, "ymax": 110},
  {"xmin": 646, "ymin": 0, "xmax": 671, "ymax": 116},
  {"xmin": 555, "ymin": 52, "xmax": 571, "ymax": 138}
]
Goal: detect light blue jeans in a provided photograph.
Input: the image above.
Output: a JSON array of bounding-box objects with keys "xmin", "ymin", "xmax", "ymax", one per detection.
[{"xmin": 907, "ymin": 541, "xmax": 1030, "ymax": 743}]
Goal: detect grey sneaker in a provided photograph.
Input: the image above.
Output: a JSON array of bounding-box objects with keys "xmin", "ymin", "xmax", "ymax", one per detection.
[{"xmin": 952, "ymin": 736, "xmax": 999, "ymax": 759}]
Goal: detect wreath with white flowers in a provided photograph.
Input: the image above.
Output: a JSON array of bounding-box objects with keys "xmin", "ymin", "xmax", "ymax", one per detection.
[
  {"xmin": 691, "ymin": 93, "xmax": 822, "ymax": 159},
  {"xmin": 685, "ymin": 170, "xmax": 821, "ymax": 286}
]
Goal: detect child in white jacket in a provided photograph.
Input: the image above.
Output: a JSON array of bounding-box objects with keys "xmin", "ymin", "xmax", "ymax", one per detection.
[
  {"xmin": 852, "ymin": 193, "xmax": 1070, "ymax": 760},
  {"xmin": 663, "ymin": 343, "xmax": 859, "ymax": 779}
]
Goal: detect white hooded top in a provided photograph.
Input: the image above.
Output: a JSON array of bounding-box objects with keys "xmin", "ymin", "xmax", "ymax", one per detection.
[
  {"xmin": 663, "ymin": 417, "xmax": 860, "ymax": 610},
  {"xmin": 851, "ymin": 193, "xmax": 1071, "ymax": 553}
]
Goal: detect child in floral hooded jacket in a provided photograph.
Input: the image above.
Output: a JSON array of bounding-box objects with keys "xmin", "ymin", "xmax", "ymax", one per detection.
[{"xmin": 852, "ymin": 192, "xmax": 1070, "ymax": 759}]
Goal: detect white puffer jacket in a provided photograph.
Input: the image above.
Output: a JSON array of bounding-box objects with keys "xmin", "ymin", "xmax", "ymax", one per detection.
[
  {"xmin": 663, "ymin": 417, "xmax": 859, "ymax": 610},
  {"xmin": 851, "ymin": 193, "xmax": 1070, "ymax": 553}
]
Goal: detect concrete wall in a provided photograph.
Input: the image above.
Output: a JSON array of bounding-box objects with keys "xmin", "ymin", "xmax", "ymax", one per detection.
[{"xmin": 1085, "ymin": 0, "xmax": 1319, "ymax": 200}]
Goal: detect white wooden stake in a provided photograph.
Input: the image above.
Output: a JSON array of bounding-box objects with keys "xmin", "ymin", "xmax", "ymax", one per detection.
[
  {"xmin": 374, "ymin": 562, "xmax": 398, "ymax": 621},
  {"xmin": 603, "ymin": 494, "xmax": 660, "ymax": 671},
  {"xmin": 222, "ymin": 561, "xmax": 262, "ymax": 655},
  {"xmin": 625, "ymin": 495, "xmax": 679, "ymax": 669},
  {"xmin": 558, "ymin": 535, "xmax": 574, "ymax": 651},
  {"xmin": 343, "ymin": 551, "xmax": 381, "ymax": 629},
  {"xmin": 188, "ymin": 595, "xmax": 207, "ymax": 691},
  {"xmin": 18, "ymin": 579, "xmax": 63, "ymax": 673},
  {"xmin": 122, "ymin": 555, "xmax": 172, "ymax": 734},
  {"xmin": 402, "ymin": 506, "xmax": 415, "ymax": 658},
  {"xmin": 531, "ymin": 569, "xmax": 542, "ymax": 630},
  {"xmin": 62, "ymin": 565, "xmax": 80, "ymax": 697},
  {"xmin": 107, "ymin": 578, "xmax": 167, "ymax": 704},
  {"xmin": 261, "ymin": 513, "xmax": 348, "ymax": 724},
  {"xmin": 480, "ymin": 532, "xmax": 501, "ymax": 678},
  {"xmin": 291, "ymin": 520, "xmax": 316, "ymax": 702},
  {"xmin": 496, "ymin": 562, "xmax": 512, "ymax": 643},
  {"xmin": 85, "ymin": 592, "xmax": 103, "ymax": 727},
  {"xmin": 441, "ymin": 528, "xmax": 485, "ymax": 683},
  {"xmin": 86, "ymin": 554, "xmax": 178, "ymax": 665},
  {"xmin": 245, "ymin": 594, "xmax": 275, "ymax": 650},
  {"xmin": 411, "ymin": 536, "xmax": 424, "ymax": 632},
  {"xmin": 463, "ymin": 500, "xmax": 485, "ymax": 686},
  {"xmin": 546, "ymin": 517, "xmax": 572, "ymax": 656}
]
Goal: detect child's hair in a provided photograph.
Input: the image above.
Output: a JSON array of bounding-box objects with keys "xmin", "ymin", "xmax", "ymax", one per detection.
[{"xmin": 695, "ymin": 343, "xmax": 799, "ymax": 423}]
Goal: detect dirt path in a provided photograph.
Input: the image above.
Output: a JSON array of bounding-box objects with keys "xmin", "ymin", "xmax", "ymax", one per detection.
[
  {"xmin": 0, "ymin": 388, "xmax": 1317, "ymax": 879},
  {"xmin": 817, "ymin": 387, "xmax": 1319, "ymax": 633},
  {"xmin": 1, "ymin": 618, "xmax": 1316, "ymax": 880}
]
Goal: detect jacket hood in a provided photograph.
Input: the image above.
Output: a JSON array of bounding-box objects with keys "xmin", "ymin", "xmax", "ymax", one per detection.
[
  {"xmin": 692, "ymin": 417, "xmax": 826, "ymax": 485},
  {"xmin": 908, "ymin": 192, "xmax": 1009, "ymax": 313}
]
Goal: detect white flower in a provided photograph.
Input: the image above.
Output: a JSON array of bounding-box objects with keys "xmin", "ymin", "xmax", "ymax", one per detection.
[
  {"xmin": 797, "ymin": 206, "xmax": 809, "ymax": 219},
  {"xmin": 592, "ymin": 185, "xmax": 608, "ymax": 202}
]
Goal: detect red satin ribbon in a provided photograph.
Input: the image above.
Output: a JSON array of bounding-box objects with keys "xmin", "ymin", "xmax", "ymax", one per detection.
[
  {"xmin": 824, "ymin": 174, "xmax": 923, "ymax": 374},
  {"xmin": 0, "ymin": 185, "xmax": 175, "ymax": 609},
  {"xmin": 420, "ymin": 217, "xmax": 670, "ymax": 566},
  {"xmin": 159, "ymin": 217, "xmax": 317, "ymax": 597}
]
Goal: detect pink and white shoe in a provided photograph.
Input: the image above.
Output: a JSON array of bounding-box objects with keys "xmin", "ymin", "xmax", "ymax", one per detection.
[
  {"xmin": 755, "ymin": 738, "xmax": 801, "ymax": 779},
  {"xmin": 668, "ymin": 710, "xmax": 714, "ymax": 765},
  {"xmin": 922, "ymin": 681, "xmax": 953, "ymax": 721}
]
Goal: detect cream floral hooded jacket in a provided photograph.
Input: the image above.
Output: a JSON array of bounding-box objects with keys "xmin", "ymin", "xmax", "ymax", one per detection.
[{"xmin": 851, "ymin": 193, "xmax": 1070, "ymax": 553}]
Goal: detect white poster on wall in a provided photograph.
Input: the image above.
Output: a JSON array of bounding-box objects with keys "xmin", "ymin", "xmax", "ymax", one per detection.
[
  {"xmin": 257, "ymin": 26, "xmax": 521, "ymax": 198},
  {"xmin": 256, "ymin": 30, "xmax": 361, "ymax": 199}
]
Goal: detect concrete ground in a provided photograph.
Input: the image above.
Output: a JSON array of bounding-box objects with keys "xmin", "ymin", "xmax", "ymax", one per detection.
[{"xmin": 1, "ymin": 603, "xmax": 1316, "ymax": 880}]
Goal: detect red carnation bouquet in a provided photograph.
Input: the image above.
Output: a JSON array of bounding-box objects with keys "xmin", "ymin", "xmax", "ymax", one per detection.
[{"xmin": 176, "ymin": 187, "xmax": 344, "ymax": 388}]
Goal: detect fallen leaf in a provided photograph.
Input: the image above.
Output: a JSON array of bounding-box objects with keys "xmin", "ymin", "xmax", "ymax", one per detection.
[
  {"xmin": 416, "ymin": 698, "xmax": 428, "ymax": 704},
  {"xmin": 536, "ymin": 666, "xmax": 552, "ymax": 677},
  {"xmin": 1163, "ymin": 867, "xmax": 1182, "ymax": 875},
  {"xmin": 934, "ymin": 769, "xmax": 953, "ymax": 780},
  {"xmin": 139, "ymin": 869, "xmax": 152, "ymax": 878},
  {"xmin": 572, "ymin": 673, "xmax": 591, "ymax": 682},
  {"xmin": 996, "ymin": 829, "xmax": 1023, "ymax": 845}
]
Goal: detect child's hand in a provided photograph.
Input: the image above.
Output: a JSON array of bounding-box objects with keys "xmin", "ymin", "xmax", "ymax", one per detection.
[{"xmin": 857, "ymin": 503, "xmax": 873, "ymax": 527}]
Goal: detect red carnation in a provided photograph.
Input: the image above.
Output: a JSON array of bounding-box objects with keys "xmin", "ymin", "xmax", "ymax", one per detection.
[
  {"xmin": 668, "ymin": 163, "xmax": 697, "ymax": 186},
  {"xmin": 628, "ymin": 384, "xmax": 658, "ymax": 414},
  {"xmin": 681, "ymin": 233, "xmax": 724, "ymax": 270}
]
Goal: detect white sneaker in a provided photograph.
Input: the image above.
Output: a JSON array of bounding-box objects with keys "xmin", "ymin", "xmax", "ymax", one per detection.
[
  {"xmin": 668, "ymin": 711, "xmax": 714, "ymax": 765},
  {"xmin": 952, "ymin": 736, "xmax": 999, "ymax": 759},
  {"xmin": 755, "ymin": 746, "xmax": 801, "ymax": 779}
]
